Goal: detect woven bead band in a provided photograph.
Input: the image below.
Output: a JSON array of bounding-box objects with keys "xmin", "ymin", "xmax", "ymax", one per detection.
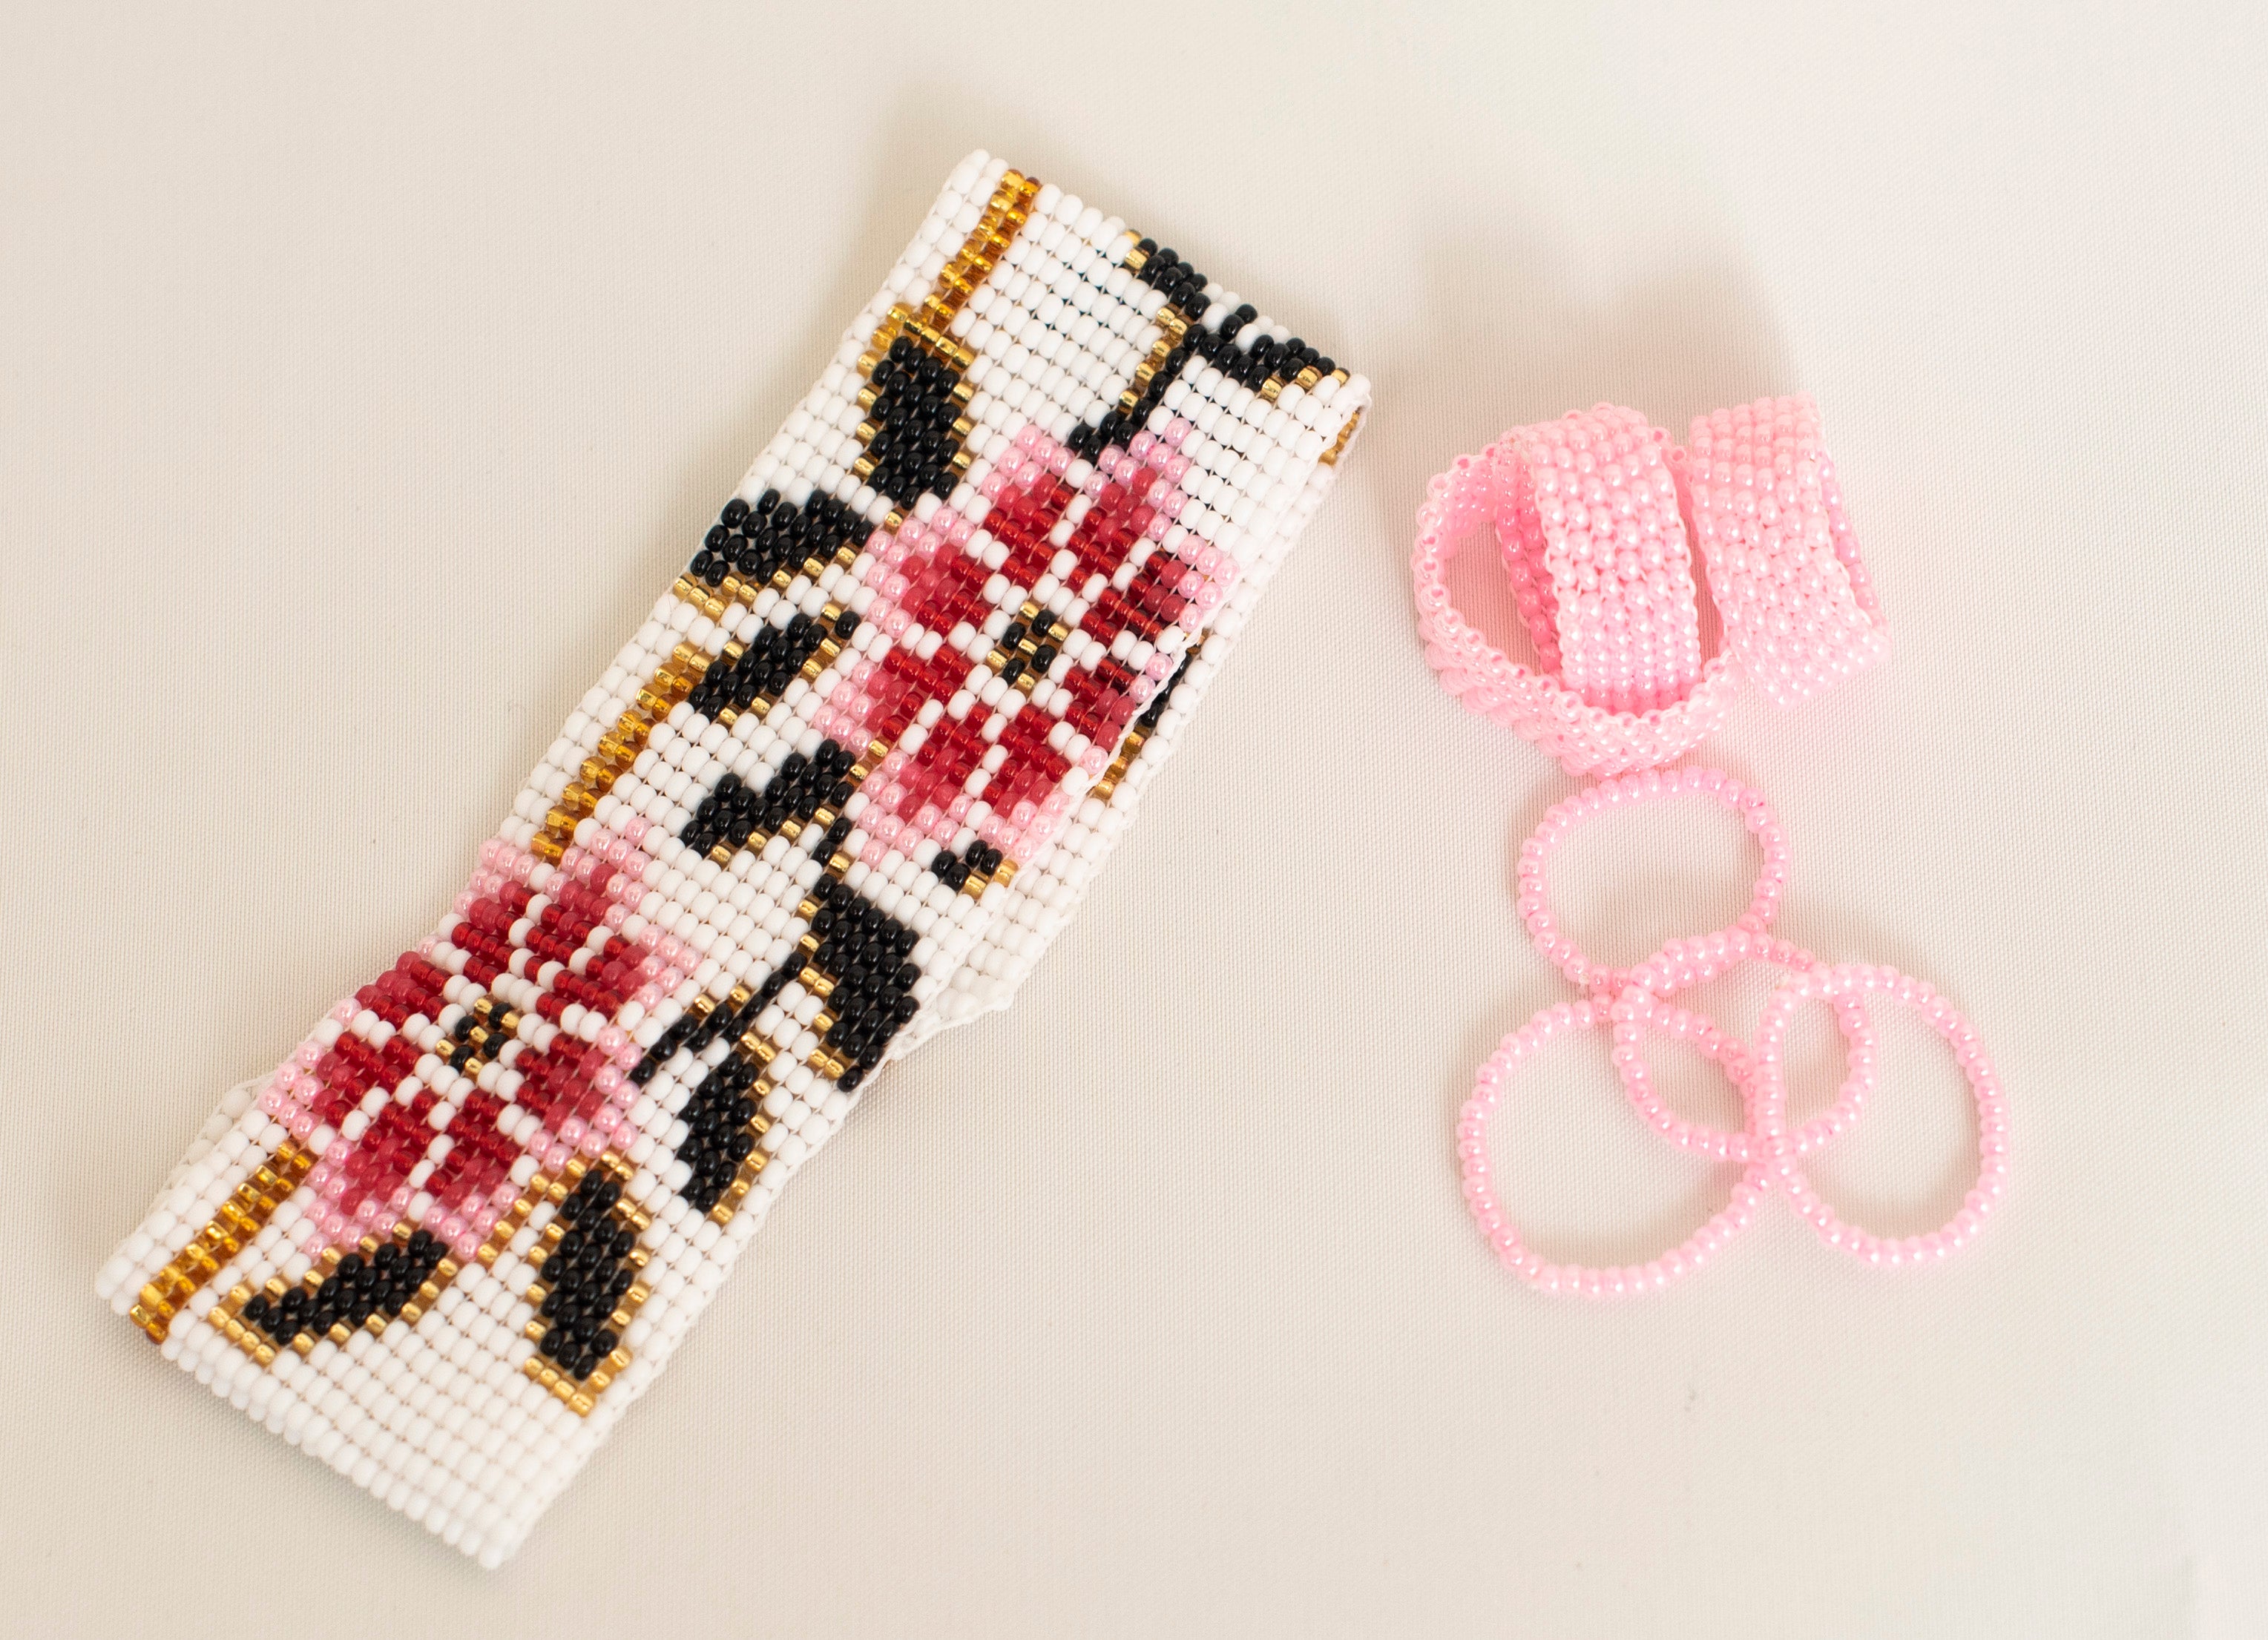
[{"xmin": 97, "ymin": 151, "xmax": 1369, "ymax": 1566}]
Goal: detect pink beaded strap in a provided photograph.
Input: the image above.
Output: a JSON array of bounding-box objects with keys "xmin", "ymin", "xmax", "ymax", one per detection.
[
  {"xmin": 1502, "ymin": 406, "xmax": 1706, "ymax": 715},
  {"xmin": 1454, "ymin": 771, "xmax": 2009, "ymax": 1295},
  {"xmin": 1411, "ymin": 395, "xmax": 1886, "ymax": 777},
  {"xmin": 1686, "ymin": 398, "xmax": 1885, "ymax": 708}
]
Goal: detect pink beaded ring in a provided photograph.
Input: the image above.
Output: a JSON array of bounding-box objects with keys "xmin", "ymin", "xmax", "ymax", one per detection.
[
  {"xmin": 1515, "ymin": 765, "xmax": 1787, "ymax": 995},
  {"xmin": 1611, "ymin": 957, "xmax": 1874, "ymax": 1165},
  {"xmin": 1749, "ymin": 964, "xmax": 2009, "ymax": 1267},
  {"xmin": 1459, "ymin": 993, "xmax": 1773, "ymax": 1297}
]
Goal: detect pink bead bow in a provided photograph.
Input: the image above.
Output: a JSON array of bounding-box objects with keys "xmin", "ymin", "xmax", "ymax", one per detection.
[{"xmin": 1412, "ymin": 397, "xmax": 1887, "ymax": 777}]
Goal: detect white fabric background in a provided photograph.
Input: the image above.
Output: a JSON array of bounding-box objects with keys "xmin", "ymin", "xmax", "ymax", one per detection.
[{"xmin": 3, "ymin": 4, "xmax": 2263, "ymax": 1634}]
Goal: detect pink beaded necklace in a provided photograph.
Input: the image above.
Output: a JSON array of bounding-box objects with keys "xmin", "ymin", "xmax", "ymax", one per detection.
[{"xmin": 1413, "ymin": 398, "xmax": 2007, "ymax": 1295}]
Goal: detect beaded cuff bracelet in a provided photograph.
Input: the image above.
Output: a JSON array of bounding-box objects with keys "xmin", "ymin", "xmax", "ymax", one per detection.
[{"xmin": 97, "ymin": 151, "xmax": 1370, "ymax": 1565}]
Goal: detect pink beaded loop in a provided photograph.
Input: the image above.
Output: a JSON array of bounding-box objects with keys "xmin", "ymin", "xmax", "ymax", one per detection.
[
  {"xmin": 1412, "ymin": 395, "xmax": 1885, "ymax": 777},
  {"xmin": 1749, "ymin": 963, "xmax": 2010, "ymax": 1265},
  {"xmin": 1457, "ymin": 996, "xmax": 1773, "ymax": 1297},
  {"xmin": 1608, "ymin": 953, "xmax": 1873, "ymax": 1163},
  {"xmin": 1516, "ymin": 766, "xmax": 1787, "ymax": 995}
]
